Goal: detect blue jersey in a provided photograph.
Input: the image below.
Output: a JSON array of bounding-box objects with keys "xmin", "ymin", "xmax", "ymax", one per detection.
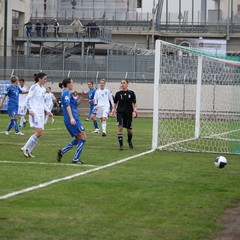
[
  {"xmin": 88, "ymin": 88, "xmax": 96, "ymax": 107},
  {"xmin": 61, "ymin": 89, "xmax": 79, "ymax": 124},
  {"xmin": 4, "ymin": 85, "xmax": 22, "ymax": 109}
]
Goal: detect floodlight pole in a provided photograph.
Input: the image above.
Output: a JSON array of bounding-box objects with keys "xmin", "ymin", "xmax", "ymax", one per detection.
[{"xmin": 4, "ymin": 0, "xmax": 8, "ymax": 74}]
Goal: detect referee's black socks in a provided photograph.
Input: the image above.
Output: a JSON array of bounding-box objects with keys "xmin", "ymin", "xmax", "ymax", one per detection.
[
  {"xmin": 127, "ymin": 133, "xmax": 132, "ymax": 144},
  {"xmin": 118, "ymin": 133, "xmax": 123, "ymax": 147}
]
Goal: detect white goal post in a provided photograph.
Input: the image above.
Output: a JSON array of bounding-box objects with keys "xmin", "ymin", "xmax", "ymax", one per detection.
[{"xmin": 152, "ymin": 40, "xmax": 240, "ymax": 154}]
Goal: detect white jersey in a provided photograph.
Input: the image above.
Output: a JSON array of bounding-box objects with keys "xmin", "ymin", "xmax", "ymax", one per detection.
[
  {"xmin": 45, "ymin": 92, "xmax": 56, "ymax": 109},
  {"xmin": 18, "ymin": 85, "xmax": 29, "ymax": 107},
  {"xmin": 26, "ymin": 83, "xmax": 50, "ymax": 117},
  {"xmin": 94, "ymin": 88, "xmax": 113, "ymax": 108}
]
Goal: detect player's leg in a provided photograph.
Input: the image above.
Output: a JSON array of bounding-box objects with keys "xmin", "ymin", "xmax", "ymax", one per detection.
[
  {"xmin": 44, "ymin": 112, "xmax": 49, "ymax": 124},
  {"xmin": 6, "ymin": 108, "xmax": 16, "ymax": 134},
  {"xmin": 101, "ymin": 106, "xmax": 109, "ymax": 136},
  {"xmin": 116, "ymin": 112, "xmax": 124, "ymax": 150},
  {"xmin": 72, "ymin": 131, "xmax": 86, "ymax": 164},
  {"xmin": 91, "ymin": 107, "xmax": 100, "ymax": 133},
  {"xmin": 127, "ymin": 128, "xmax": 133, "ymax": 149},
  {"xmin": 126, "ymin": 113, "xmax": 134, "ymax": 149},
  {"xmin": 21, "ymin": 116, "xmax": 44, "ymax": 157},
  {"xmin": 11, "ymin": 107, "xmax": 23, "ymax": 135}
]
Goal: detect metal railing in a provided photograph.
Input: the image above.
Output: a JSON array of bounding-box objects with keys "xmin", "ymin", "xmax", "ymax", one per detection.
[{"xmin": 13, "ymin": 24, "xmax": 112, "ymax": 43}]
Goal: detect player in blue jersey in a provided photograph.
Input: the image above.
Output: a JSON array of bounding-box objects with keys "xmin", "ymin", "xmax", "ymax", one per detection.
[
  {"xmin": 0, "ymin": 75, "xmax": 28, "ymax": 135},
  {"xmin": 83, "ymin": 81, "xmax": 100, "ymax": 133},
  {"xmin": 57, "ymin": 78, "xmax": 86, "ymax": 164}
]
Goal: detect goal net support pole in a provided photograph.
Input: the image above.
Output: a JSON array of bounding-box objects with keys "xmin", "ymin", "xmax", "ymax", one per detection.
[
  {"xmin": 152, "ymin": 40, "xmax": 161, "ymax": 150},
  {"xmin": 195, "ymin": 55, "xmax": 203, "ymax": 139},
  {"xmin": 151, "ymin": 39, "xmax": 240, "ymax": 154}
]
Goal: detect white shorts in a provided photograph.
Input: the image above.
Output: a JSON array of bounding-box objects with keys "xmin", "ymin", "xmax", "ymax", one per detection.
[
  {"xmin": 46, "ymin": 104, "xmax": 53, "ymax": 112},
  {"xmin": 18, "ymin": 105, "xmax": 27, "ymax": 116},
  {"xmin": 96, "ymin": 105, "xmax": 110, "ymax": 119},
  {"xmin": 29, "ymin": 115, "xmax": 45, "ymax": 129}
]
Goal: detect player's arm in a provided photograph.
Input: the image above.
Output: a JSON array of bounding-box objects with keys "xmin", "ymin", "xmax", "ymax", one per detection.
[
  {"xmin": 66, "ymin": 105, "xmax": 76, "ymax": 125},
  {"xmin": 93, "ymin": 91, "xmax": 99, "ymax": 109},
  {"xmin": 21, "ymin": 89, "xmax": 29, "ymax": 94},
  {"xmin": 44, "ymin": 104, "xmax": 53, "ymax": 118},
  {"xmin": 110, "ymin": 92, "xmax": 118, "ymax": 116},
  {"xmin": 108, "ymin": 90, "xmax": 114, "ymax": 106},
  {"xmin": 0, "ymin": 95, "xmax": 7, "ymax": 108},
  {"xmin": 132, "ymin": 92, "xmax": 137, "ymax": 118},
  {"xmin": 26, "ymin": 87, "xmax": 35, "ymax": 116},
  {"xmin": 52, "ymin": 94, "xmax": 59, "ymax": 106}
]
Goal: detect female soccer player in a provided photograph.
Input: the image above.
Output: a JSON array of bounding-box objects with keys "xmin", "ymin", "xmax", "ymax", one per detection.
[
  {"xmin": 111, "ymin": 79, "xmax": 137, "ymax": 150},
  {"xmin": 44, "ymin": 86, "xmax": 58, "ymax": 124},
  {"xmin": 56, "ymin": 78, "xmax": 86, "ymax": 164},
  {"xmin": 83, "ymin": 81, "xmax": 100, "ymax": 133},
  {"xmin": 21, "ymin": 72, "xmax": 53, "ymax": 158},
  {"xmin": 18, "ymin": 78, "xmax": 29, "ymax": 129},
  {"xmin": 94, "ymin": 79, "xmax": 114, "ymax": 137},
  {"xmin": 0, "ymin": 75, "xmax": 28, "ymax": 135}
]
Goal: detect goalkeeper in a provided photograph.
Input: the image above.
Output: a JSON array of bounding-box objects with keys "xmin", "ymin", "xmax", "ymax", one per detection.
[{"xmin": 111, "ymin": 79, "xmax": 137, "ymax": 150}]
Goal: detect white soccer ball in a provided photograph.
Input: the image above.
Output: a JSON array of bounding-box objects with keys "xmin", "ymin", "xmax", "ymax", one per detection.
[{"xmin": 214, "ymin": 156, "xmax": 227, "ymax": 169}]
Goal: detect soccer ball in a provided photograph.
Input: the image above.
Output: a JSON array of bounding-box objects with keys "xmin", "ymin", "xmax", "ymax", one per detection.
[{"xmin": 214, "ymin": 156, "xmax": 227, "ymax": 169}]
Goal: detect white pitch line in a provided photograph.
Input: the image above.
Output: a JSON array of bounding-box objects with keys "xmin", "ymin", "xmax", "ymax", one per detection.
[
  {"xmin": 0, "ymin": 160, "xmax": 96, "ymax": 168},
  {"xmin": 0, "ymin": 128, "xmax": 62, "ymax": 134},
  {"xmin": 0, "ymin": 149, "xmax": 154, "ymax": 200}
]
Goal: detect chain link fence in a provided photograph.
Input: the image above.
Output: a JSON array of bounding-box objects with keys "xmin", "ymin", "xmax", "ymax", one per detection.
[{"xmin": 0, "ymin": 45, "xmax": 154, "ymax": 83}]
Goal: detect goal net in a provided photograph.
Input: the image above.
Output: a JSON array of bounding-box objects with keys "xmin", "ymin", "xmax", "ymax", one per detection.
[{"xmin": 152, "ymin": 40, "xmax": 240, "ymax": 154}]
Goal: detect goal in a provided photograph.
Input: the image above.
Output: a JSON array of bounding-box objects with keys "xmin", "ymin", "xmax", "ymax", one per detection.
[{"xmin": 152, "ymin": 40, "xmax": 240, "ymax": 154}]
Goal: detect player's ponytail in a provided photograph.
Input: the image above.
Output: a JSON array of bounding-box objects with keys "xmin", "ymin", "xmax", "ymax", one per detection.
[
  {"xmin": 59, "ymin": 78, "xmax": 72, "ymax": 88},
  {"xmin": 34, "ymin": 72, "xmax": 47, "ymax": 83}
]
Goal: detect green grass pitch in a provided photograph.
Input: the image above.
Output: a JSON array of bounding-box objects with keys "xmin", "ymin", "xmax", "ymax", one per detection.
[{"xmin": 0, "ymin": 113, "xmax": 240, "ymax": 240}]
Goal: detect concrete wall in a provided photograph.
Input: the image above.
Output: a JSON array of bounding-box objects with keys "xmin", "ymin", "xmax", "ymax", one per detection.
[
  {"xmin": 23, "ymin": 81, "xmax": 240, "ymax": 117},
  {"xmin": 24, "ymin": 81, "xmax": 154, "ymax": 114},
  {"xmin": 0, "ymin": 0, "xmax": 30, "ymax": 55}
]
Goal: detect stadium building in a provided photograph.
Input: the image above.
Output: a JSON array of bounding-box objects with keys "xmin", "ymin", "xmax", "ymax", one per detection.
[{"xmin": 0, "ymin": 0, "xmax": 30, "ymax": 56}]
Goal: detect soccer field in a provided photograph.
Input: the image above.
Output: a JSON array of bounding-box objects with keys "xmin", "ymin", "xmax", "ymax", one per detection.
[{"xmin": 0, "ymin": 114, "xmax": 240, "ymax": 240}]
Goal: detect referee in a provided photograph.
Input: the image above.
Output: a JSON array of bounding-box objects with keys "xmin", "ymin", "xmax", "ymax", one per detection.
[{"xmin": 111, "ymin": 79, "xmax": 137, "ymax": 150}]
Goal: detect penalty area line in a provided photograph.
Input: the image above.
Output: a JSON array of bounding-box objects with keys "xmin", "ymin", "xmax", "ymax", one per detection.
[
  {"xmin": 0, "ymin": 160, "xmax": 96, "ymax": 168},
  {"xmin": 0, "ymin": 149, "xmax": 154, "ymax": 200}
]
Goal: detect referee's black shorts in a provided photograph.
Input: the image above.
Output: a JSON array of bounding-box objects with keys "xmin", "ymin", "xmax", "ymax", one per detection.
[{"xmin": 116, "ymin": 111, "xmax": 133, "ymax": 129}]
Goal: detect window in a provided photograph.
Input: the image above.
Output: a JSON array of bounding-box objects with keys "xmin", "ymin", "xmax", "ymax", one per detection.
[
  {"xmin": 238, "ymin": 4, "xmax": 240, "ymax": 13},
  {"xmin": 137, "ymin": 0, "xmax": 142, "ymax": 8},
  {"xmin": 44, "ymin": 0, "xmax": 47, "ymax": 12}
]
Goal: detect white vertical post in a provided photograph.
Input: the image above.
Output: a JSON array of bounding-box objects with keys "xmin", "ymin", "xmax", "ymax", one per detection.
[
  {"xmin": 195, "ymin": 55, "xmax": 203, "ymax": 138},
  {"xmin": 152, "ymin": 40, "xmax": 161, "ymax": 150}
]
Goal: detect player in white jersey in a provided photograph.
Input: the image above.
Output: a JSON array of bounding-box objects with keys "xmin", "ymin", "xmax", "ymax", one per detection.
[
  {"xmin": 44, "ymin": 86, "xmax": 58, "ymax": 124},
  {"xmin": 18, "ymin": 78, "xmax": 29, "ymax": 128},
  {"xmin": 21, "ymin": 72, "xmax": 53, "ymax": 158},
  {"xmin": 94, "ymin": 79, "xmax": 114, "ymax": 136}
]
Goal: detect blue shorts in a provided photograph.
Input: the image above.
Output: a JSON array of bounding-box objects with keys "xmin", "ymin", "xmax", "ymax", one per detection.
[
  {"xmin": 65, "ymin": 119, "xmax": 85, "ymax": 137},
  {"xmin": 8, "ymin": 106, "xmax": 18, "ymax": 117},
  {"xmin": 90, "ymin": 105, "xmax": 97, "ymax": 115}
]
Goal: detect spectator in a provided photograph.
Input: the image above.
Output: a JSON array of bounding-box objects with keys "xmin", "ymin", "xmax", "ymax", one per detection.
[
  {"xmin": 54, "ymin": 18, "xmax": 60, "ymax": 37},
  {"xmin": 42, "ymin": 20, "xmax": 48, "ymax": 37},
  {"xmin": 35, "ymin": 20, "xmax": 42, "ymax": 37},
  {"xmin": 89, "ymin": 19, "xmax": 98, "ymax": 38},
  {"xmin": 24, "ymin": 20, "xmax": 32, "ymax": 38},
  {"xmin": 70, "ymin": 18, "xmax": 84, "ymax": 39}
]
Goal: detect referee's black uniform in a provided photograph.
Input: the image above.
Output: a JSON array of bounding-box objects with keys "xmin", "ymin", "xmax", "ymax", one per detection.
[
  {"xmin": 114, "ymin": 90, "xmax": 136, "ymax": 149},
  {"xmin": 114, "ymin": 90, "xmax": 136, "ymax": 129}
]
